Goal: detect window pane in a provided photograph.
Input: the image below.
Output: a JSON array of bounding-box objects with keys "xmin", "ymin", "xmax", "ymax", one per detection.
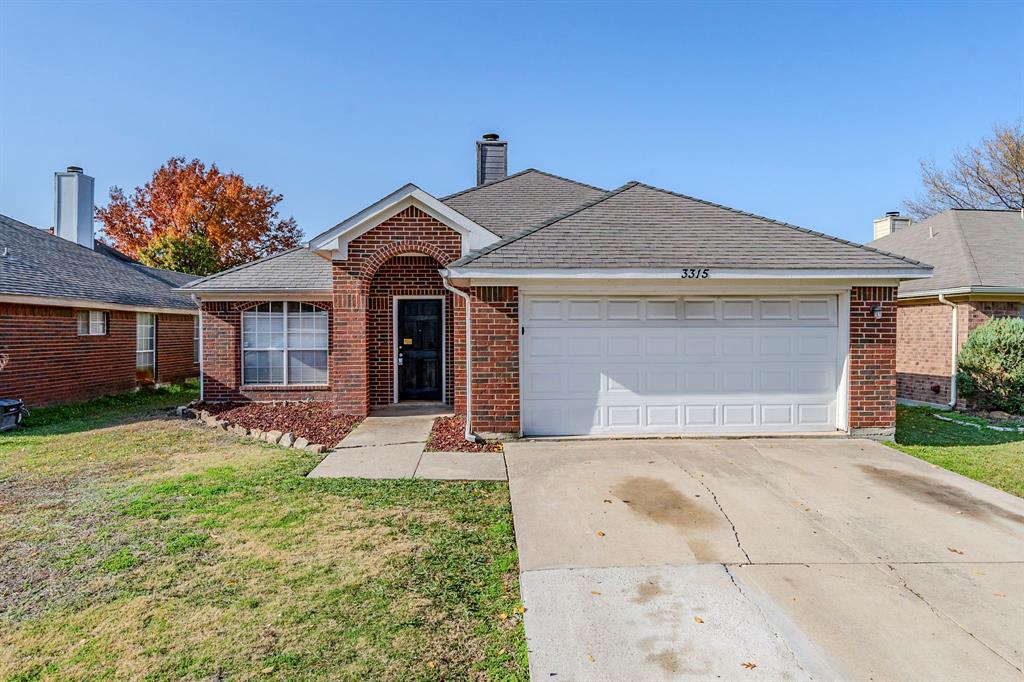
[
  {"xmin": 287, "ymin": 306, "xmax": 328, "ymax": 349},
  {"xmin": 77, "ymin": 311, "xmax": 89, "ymax": 335},
  {"xmin": 243, "ymin": 350, "xmax": 284, "ymax": 384},
  {"xmin": 242, "ymin": 309, "xmax": 284, "ymax": 349},
  {"xmin": 90, "ymin": 311, "xmax": 106, "ymax": 335},
  {"xmin": 288, "ymin": 350, "xmax": 327, "ymax": 384}
]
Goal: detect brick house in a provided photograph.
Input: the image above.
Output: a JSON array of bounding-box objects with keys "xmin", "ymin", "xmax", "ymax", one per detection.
[
  {"xmin": 869, "ymin": 209, "xmax": 1024, "ymax": 407},
  {"xmin": 0, "ymin": 167, "xmax": 200, "ymax": 408},
  {"xmin": 181, "ymin": 135, "xmax": 932, "ymax": 440}
]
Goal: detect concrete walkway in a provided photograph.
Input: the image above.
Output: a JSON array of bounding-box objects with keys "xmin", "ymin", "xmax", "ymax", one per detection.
[
  {"xmin": 506, "ymin": 438, "xmax": 1024, "ymax": 681},
  {"xmin": 306, "ymin": 403, "xmax": 506, "ymax": 481}
]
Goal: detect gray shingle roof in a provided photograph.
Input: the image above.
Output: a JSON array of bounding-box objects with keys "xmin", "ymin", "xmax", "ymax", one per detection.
[
  {"xmin": 441, "ymin": 169, "xmax": 607, "ymax": 238},
  {"xmin": 177, "ymin": 247, "xmax": 333, "ymax": 292},
  {"xmin": 453, "ymin": 182, "xmax": 929, "ymax": 271},
  {"xmin": 869, "ymin": 209, "xmax": 1024, "ymax": 296},
  {"xmin": 0, "ymin": 213, "xmax": 199, "ymax": 311}
]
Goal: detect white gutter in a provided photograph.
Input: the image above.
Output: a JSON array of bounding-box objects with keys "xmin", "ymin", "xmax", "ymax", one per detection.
[
  {"xmin": 191, "ymin": 294, "xmax": 204, "ymax": 402},
  {"xmin": 938, "ymin": 294, "xmax": 958, "ymax": 407},
  {"xmin": 441, "ymin": 276, "xmax": 476, "ymax": 444}
]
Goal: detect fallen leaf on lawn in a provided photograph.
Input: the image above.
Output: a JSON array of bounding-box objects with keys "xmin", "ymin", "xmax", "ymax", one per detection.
[
  {"xmin": 741, "ymin": 662, "xmax": 757, "ymax": 670},
  {"xmin": 427, "ymin": 661, "xmax": 436, "ymax": 669},
  {"xmin": 947, "ymin": 547, "xmax": 965, "ymax": 555},
  {"xmin": 694, "ymin": 616, "xmax": 704, "ymax": 624},
  {"xmin": 596, "ymin": 531, "xmax": 605, "ymax": 537},
  {"xmin": 498, "ymin": 613, "xmax": 508, "ymax": 620},
  {"xmin": 261, "ymin": 667, "xmax": 274, "ymax": 674},
  {"xmin": 517, "ymin": 606, "xmax": 526, "ymax": 614}
]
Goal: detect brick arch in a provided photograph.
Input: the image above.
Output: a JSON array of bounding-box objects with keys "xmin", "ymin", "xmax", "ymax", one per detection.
[{"xmin": 357, "ymin": 240, "xmax": 455, "ymax": 282}]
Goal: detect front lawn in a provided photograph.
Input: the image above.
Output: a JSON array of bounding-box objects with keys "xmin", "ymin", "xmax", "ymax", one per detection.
[
  {"xmin": 890, "ymin": 405, "xmax": 1024, "ymax": 498},
  {"xmin": 0, "ymin": 384, "xmax": 526, "ymax": 680}
]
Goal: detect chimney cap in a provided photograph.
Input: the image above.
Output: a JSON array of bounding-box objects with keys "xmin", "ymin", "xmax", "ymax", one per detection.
[
  {"xmin": 481, "ymin": 133, "xmax": 500, "ymax": 141},
  {"xmin": 65, "ymin": 165, "xmax": 84, "ymax": 174},
  {"xmin": 885, "ymin": 211, "xmax": 900, "ymax": 217}
]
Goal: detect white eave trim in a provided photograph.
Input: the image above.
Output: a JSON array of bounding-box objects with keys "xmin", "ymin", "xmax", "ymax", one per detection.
[
  {"xmin": 442, "ymin": 267, "xmax": 934, "ymax": 280},
  {"xmin": 898, "ymin": 286, "xmax": 1024, "ymax": 300},
  {"xmin": 0, "ymin": 293, "xmax": 198, "ymax": 316},
  {"xmin": 305, "ymin": 184, "xmax": 500, "ymax": 259}
]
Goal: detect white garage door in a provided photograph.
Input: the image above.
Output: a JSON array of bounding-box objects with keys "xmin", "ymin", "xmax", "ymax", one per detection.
[{"xmin": 521, "ymin": 296, "xmax": 840, "ymax": 436}]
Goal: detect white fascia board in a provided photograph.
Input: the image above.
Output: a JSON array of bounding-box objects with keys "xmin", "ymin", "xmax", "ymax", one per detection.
[
  {"xmin": 442, "ymin": 267, "xmax": 933, "ymax": 280},
  {"xmin": 306, "ymin": 184, "xmax": 499, "ymax": 259},
  {"xmin": 899, "ymin": 286, "xmax": 1024, "ymax": 300},
  {"xmin": 0, "ymin": 294, "xmax": 198, "ymax": 316},
  {"xmin": 185, "ymin": 289, "xmax": 332, "ymax": 302}
]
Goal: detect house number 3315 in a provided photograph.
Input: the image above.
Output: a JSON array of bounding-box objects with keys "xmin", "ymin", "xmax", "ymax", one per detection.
[{"xmin": 681, "ymin": 268, "xmax": 710, "ymax": 279}]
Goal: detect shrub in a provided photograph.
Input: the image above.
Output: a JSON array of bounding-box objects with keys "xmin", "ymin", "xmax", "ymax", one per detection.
[{"xmin": 956, "ymin": 317, "xmax": 1024, "ymax": 414}]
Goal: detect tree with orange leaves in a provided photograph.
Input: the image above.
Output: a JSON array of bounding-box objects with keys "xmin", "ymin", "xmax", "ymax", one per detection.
[{"xmin": 96, "ymin": 157, "xmax": 302, "ymax": 275}]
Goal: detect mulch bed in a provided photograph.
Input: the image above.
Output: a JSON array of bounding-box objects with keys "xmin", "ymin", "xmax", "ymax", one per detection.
[
  {"xmin": 425, "ymin": 415, "xmax": 503, "ymax": 453},
  {"xmin": 198, "ymin": 401, "xmax": 361, "ymax": 447}
]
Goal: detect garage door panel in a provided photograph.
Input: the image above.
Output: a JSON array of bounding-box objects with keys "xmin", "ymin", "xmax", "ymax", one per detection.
[{"xmin": 522, "ymin": 296, "xmax": 840, "ymax": 435}]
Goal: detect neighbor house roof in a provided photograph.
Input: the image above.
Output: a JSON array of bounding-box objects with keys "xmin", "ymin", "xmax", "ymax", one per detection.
[
  {"xmin": 869, "ymin": 209, "xmax": 1024, "ymax": 297},
  {"xmin": 177, "ymin": 247, "xmax": 333, "ymax": 293},
  {"xmin": 451, "ymin": 182, "xmax": 929, "ymax": 271},
  {"xmin": 0, "ymin": 213, "xmax": 198, "ymax": 311},
  {"xmin": 440, "ymin": 169, "xmax": 607, "ymax": 238}
]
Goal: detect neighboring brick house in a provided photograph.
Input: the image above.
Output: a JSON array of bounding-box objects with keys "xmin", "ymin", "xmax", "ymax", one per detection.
[
  {"xmin": 870, "ymin": 209, "xmax": 1024, "ymax": 407},
  {"xmin": 0, "ymin": 167, "xmax": 200, "ymax": 408},
  {"xmin": 181, "ymin": 134, "xmax": 932, "ymax": 439}
]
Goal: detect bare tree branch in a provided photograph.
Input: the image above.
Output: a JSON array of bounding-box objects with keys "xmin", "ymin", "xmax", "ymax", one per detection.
[{"xmin": 903, "ymin": 121, "xmax": 1024, "ymax": 219}]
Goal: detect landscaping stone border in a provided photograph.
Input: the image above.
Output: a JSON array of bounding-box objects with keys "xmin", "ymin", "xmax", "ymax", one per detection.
[
  {"xmin": 176, "ymin": 405, "xmax": 328, "ymax": 453},
  {"xmin": 932, "ymin": 413, "xmax": 1024, "ymax": 433}
]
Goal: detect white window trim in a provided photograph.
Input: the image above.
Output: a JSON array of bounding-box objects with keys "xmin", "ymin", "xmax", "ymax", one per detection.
[
  {"xmin": 136, "ymin": 313, "xmax": 157, "ymax": 376},
  {"xmin": 193, "ymin": 316, "xmax": 200, "ymax": 364},
  {"xmin": 77, "ymin": 310, "xmax": 107, "ymax": 336},
  {"xmin": 392, "ymin": 295, "xmax": 446, "ymax": 404},
  {"xmin": 241, "ymin": 301, "xmax": 329, "ymax": 387}
]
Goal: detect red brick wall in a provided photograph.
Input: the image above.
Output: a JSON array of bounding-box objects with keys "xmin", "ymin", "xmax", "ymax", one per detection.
[
  {"xmin": 849, "ymin": 286, "xmax": 897, "ymax": 432},
  {"xmin": 367, "ymin": 256, "xmax": 454, "ymax": 406},
  {"xmin": 895, "ymin": 298, "xmax": 1022, "ymax": 405},
  {"xmin": 896, "ymin": 301, "xmax": 952, "ymax": 404},
  {"xmin": 200, "ymin": 301, "xmax": 333, "ymax": 403},
  {"xmin": 157, "ymin": 314, "xmax": 199, "ymax": 383},
  {"xmin": 330, "ymin": 206, "xmax": 462, "ymax": 416},
  {"xmin": 0, "ymin": 303, "xmax": 196, "ymax": 408},
  {"xmin": 467, "ymin": 286, "xmax": 520, "ymax": 434}
]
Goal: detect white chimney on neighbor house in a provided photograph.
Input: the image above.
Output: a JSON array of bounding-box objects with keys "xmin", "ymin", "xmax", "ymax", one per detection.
[
  {"xmin": 54, "ymin": 165, "xmax": 95, "ymax": 249},
  {"xmin": 873, "ymin": 210, "xmax": 912, "ymax": 240}
]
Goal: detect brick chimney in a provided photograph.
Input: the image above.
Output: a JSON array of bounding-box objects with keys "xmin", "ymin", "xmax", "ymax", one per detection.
[
  {"xmin": 476, "ymin": 133, "xmax": 507, "ymax": 186},
  {"xmin": 54, "ymin": 166, "xmax": 95, "ymax": 249},
  {"xmin": 873, "ymin": 211, "xmax": 912, "ymax": 240}
]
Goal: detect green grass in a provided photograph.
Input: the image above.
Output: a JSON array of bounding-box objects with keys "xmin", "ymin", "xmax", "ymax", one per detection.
[
  {"xmin": 889, "ymin": 406, "xmax": 1024, "ymax": 498},
  {"xmin": 0, "ymin": 388, "xmax": 526, "ymax": 680}
]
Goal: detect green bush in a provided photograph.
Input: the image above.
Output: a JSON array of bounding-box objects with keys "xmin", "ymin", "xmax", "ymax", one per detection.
[{"xmin": 956, "ymin": 317, "xmax": 1024, "ymax": 414}]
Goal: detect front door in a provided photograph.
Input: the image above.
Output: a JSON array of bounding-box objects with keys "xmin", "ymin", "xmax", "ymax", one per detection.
[{"xmin": 397, "ymin": 299, "xmax": 442, "ymax": 401}]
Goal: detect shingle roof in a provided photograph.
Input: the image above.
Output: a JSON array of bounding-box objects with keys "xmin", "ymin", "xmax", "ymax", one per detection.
[
  {"xmin": 0, "ymin": 213, "xmax": 199, "ymax": 311},
  {"xmin": 869, "ymin": 209, "xmax": 1024, "ymax": 296},
  {"xmin": 440, "ymin": 168, "xmax": 607, "ymax": 238},
  {"xmin": 177, "ymin": 247, "xmax": 333, "ymax": 292},
  {"xmin": 453, "ymin": 182, "xmax": 929, "ymax": 271}
]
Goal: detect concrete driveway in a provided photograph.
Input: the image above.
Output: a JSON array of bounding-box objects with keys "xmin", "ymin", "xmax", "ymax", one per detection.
[{"xmin": 505, "ymin": 438, "xmax": 1024, "ymax": 681}]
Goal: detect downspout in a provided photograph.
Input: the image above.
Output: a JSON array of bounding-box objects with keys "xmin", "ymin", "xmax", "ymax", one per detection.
[
  {"xmin": 441, "ymin": 275, "xmax": 479, "ymax": 443},
  {"xmin": 938, "ymin": 294, "xmax": 957, "ymax": 408},
  {"xmin": 191, "ymin": 294, "xmax": 204, "ymax": 402}
]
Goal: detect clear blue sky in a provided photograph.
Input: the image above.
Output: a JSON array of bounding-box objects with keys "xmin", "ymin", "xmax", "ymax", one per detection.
[{"xmin": 2, "ymin": 1, "xmax": 1021, "ymax": 245}]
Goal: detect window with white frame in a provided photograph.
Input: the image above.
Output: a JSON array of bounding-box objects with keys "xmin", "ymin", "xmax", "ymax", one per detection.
[
  {"xmin": 76, "ymin": 310, "xmax": 107, "ymax": 336},
  {"xmin": 194, "ymin": 316, "xmax": 200, "ymax": 364},
  {"xmin": 242, "ymin": 302, "xmax": 328, "ymax": 385},
  {"xmin": 136, "ymin": 313, "xmax": 156, "ymax": 378}
]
